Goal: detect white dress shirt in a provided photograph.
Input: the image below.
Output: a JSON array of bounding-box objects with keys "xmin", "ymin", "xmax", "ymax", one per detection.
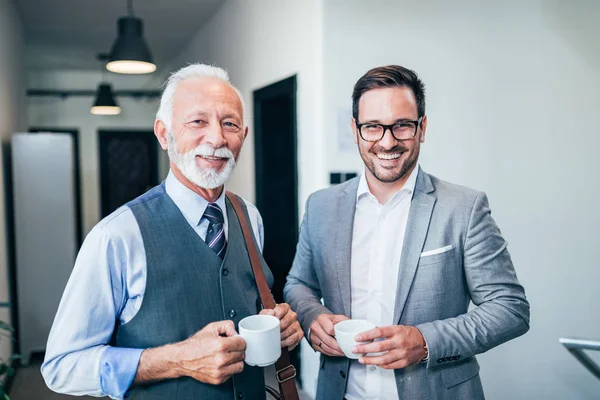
[
  {"xmin": 345, "ymin": 165, "xmax": 418, "ymax": 400},
  {"xmin": 41, "ymin": 171, "xmax": 264, "ymax": 399}
]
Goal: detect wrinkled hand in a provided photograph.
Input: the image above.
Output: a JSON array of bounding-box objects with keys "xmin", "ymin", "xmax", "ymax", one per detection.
[
  {"xmin": 175, "ymin": 320, "xmax": 246, "ymax": 385},
  {"xmin": 260, "ymin": 303, "xmax": 303, "ymax": 350},
  {"xmin": 309, "ymin": 313, "xmax": 350, "ymax": 357},
  {"xmin": 353, "ymin": 325, "xmax": 427, "ymax": 369}
]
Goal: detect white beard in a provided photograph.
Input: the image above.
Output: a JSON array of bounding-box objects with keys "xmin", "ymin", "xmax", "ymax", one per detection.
[{"xmin": 167, "ymin": 131, "xmax": 236, "ymax": 189}]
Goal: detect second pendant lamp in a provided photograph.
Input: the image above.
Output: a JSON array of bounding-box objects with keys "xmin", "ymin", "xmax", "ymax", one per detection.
[
  {"xmin": 107, "ymin": 0, "xmax": 156, "ymax": 74},
  {"xmin": 91, "ymin": 83, "xmax": 121, "ymax": 115}
]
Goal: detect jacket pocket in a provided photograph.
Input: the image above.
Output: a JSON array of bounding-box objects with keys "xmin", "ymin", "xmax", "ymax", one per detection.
[
  {"xmin": 441, "ymin": 358, "xmax": 480, "ymax": 388},
  {"xmin": 418, "ymin": 246, "xmax": 456, "ymax": 266}
]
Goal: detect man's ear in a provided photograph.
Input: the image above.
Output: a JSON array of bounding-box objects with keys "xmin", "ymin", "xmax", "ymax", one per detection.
[
  {"xmin": 154, "ymin": 119, "xmax": 169, "ymax": 150},
  {"xmin": 351, "ymin": 118, "xmax": 359, "ymax": 144},
  {"xmin": 419, "ymin": 115, "xmax": 428, "ymax": 143}
]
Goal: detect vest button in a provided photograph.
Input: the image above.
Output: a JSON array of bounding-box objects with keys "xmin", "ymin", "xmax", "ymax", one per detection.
[
  {"xmin": 229, "ymin": 309, "xmax": 236, "ymax": 318},
  {"xmin": 340, "ymin": 370, "xmax": 346, "ymax": 379},
  {"xmin": 237, "ymin": 392, "xmax": 244, "ymax": 399},
  {"xmin": 222, "ymin": 269, "xmax": 229, "ymax": 276}
]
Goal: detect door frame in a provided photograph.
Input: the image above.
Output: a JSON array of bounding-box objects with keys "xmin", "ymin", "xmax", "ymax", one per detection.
[
  {"xmin": 252, "ymin": 75, "xmax": 299, "ymax": 231},
  {"xmin": 253, "ymin": 74, "xmax": 302, "ymax": 384}
]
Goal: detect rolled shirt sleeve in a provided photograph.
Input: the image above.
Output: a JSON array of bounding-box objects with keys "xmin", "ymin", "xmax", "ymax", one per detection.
[{"xmin": 41, "ymin": 209, "xmax": 145, "ymax": 399}]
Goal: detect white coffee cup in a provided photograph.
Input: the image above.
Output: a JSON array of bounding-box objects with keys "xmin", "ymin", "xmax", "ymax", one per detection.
[
  {"xmin": 238, "ymin": 315, "xmax": 281, "ymax": 367},
  {"xmin": 334, "ymin": 319, "xmax": 376, "ymax": 359}
]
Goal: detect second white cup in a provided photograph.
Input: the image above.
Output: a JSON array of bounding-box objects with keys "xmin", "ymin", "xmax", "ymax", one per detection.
[
  {"xmin": 238, "ymin": 314, "xmax": 281, "ymax": 367},
  {"xmin": 334, "ymin": 319, "xmax": 376, "ymax": 359}
]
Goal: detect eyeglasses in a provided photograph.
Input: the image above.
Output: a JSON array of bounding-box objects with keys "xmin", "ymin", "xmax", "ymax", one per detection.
[{"xmin": 355, "ymin": 116, "xmax": 423, "ymax": 142}]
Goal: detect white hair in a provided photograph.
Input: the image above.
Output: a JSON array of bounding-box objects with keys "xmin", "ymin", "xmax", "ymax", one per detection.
[{"xmin": 155, "ymin": 63, "xmax": 246, "ymax": 132}]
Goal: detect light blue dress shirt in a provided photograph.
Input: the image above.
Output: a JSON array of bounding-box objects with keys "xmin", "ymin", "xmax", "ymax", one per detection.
[{"xmin": 41, "ymin": 172, "xmax": 265, "ymax": 399}]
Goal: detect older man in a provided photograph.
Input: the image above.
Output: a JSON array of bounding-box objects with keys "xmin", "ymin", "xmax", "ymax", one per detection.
[{"xmin": 42, "ymin": 64, "xmax": 303, "ymax": 400}]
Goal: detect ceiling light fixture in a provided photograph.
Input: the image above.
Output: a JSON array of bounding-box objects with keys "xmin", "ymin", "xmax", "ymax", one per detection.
[
  {"xmin": 106, "ymin": 0, "xmax": 156, "ymax": 74},
  {"xmin": 92, "ymin": 54, "xmax": 121, "ymax": 115},
  {"xmin": 91, "ymin": 83, "xmax": 121, "ymax": 115}
]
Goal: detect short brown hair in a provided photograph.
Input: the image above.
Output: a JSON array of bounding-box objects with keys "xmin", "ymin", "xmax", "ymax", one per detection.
[{"xmin": 352, "ymin": 65, "xmax": 426, "ymax": 120}]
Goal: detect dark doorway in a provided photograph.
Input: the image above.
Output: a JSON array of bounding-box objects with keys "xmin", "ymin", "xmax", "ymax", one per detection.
[
  {"xmin": 253, "ymin": 75, "xmax": 300, "ymax": 380},
  {"xmin": 98, "ymin": 130, "xmax": 158, "ymax": 218},
  {"xmin": 253, "ymin": 76, "xmax": 298, "ymax": 302},
  {"xmin": 29, "ymin": 127, "xmax": 83, "ymax": 248},
  {"xmin": 2, "ymin": 142, "xmax": 19, "ymax": 364}
]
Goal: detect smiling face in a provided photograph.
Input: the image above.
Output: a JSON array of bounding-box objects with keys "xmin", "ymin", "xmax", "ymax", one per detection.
[
  {"xmin": 352, "ymin": 86, "xmax": 427, "ymax": 184},
  {"xmin": 158, "ymin": 76, "xmax": 247, "ymax": 190}
]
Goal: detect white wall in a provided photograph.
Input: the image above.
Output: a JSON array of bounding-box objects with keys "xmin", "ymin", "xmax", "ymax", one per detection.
[
  {"xmin": 164, "ymin": 0, "xmax": 326, "ymax": 393},
  {"xmin": 323, "ymin": 0, "xmax": 600, "ymax": 398},
  {"xmin": 165, "ymin": 0, "xmax": 327, "ymax": 209},
  {"xmin": 27, "ymin": 70, "xmax": 167, "ymax": 234},
  {"xmin": 0, "ymin": 0, "xmax": 27, "ymax": 363}
]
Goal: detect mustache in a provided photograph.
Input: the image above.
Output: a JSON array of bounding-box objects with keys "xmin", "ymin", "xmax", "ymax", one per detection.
[
  {"xmin": 194, "ymin": 144, "xmax": 234, "ymax": 159},
  {"xmin": 369, "ymin": 145, "xmax": 408, "ymax": 154}
]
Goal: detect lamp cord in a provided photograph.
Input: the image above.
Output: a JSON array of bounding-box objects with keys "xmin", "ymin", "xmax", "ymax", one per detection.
[{"xmin": 127, "ymin": 0, "xmax": 134, "ymax": 17}]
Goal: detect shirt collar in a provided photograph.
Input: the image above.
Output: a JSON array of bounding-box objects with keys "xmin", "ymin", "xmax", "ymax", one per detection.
[
  {"xmin": 357, "ymin": 164, "xmax": 420, "ymax": 204},
  {"xmin": 165, "ymin": 170, "xmax": 227, "ymax": 225}
]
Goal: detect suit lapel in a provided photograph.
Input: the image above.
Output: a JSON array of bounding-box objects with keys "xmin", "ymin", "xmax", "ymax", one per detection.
[
  {"xmin": 335, "ymin": 179, "xmax": 359, "ymax": 317},
  {"xmin": 393, "ymin": 169, "xmax": 436, "ymax": 324}
]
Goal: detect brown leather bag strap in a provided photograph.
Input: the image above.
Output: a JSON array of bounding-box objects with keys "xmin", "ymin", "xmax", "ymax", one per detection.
[{"xmin": 226, "ymin": 192, "xmax": 300, "ymax": 400}]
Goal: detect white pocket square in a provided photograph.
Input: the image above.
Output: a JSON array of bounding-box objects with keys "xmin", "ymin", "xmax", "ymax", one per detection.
[{"xmin": 420, "ymin": 245, "xmax": 454, "ymax": 257}]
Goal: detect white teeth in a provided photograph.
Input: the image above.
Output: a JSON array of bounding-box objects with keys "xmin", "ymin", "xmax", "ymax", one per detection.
[
  {"xmin": 200, "ymin": 156, "xmax": 225, "ymax": 161},
  {"xmin": 377, "ymin": 153, "xmax": 400, "ymax": 160}
]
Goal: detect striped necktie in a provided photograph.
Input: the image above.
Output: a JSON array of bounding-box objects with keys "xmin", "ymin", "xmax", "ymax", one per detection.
[{"xmin": 203, "ymin": 203, "xmax": 227, "ymax": 259}]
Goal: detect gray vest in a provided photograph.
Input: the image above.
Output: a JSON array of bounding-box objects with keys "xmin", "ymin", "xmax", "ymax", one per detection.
[{"xmin": 113, "ymin": 183, "xmax": 274, "ymax": 400}]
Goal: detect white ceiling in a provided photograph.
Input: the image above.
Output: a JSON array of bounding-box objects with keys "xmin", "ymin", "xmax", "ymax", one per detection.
[{"xmin": 15, "ymin": 0, "xmax": 224, "ymax": 71}]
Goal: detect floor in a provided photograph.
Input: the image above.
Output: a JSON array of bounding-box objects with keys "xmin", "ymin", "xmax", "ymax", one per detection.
[{"xmin": 8, "ymin": 354, "xmax": 311, "ymax": 400}]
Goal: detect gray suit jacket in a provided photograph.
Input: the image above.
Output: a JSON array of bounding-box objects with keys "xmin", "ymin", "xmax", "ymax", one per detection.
[{"xmin": 284, "ymin": 168, "xmax": 530, "ymax": 400}]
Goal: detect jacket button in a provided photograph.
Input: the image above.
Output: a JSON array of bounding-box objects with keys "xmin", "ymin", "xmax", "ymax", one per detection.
[
  {"xmin": 222, "ymin": 269, "xmax": 229, "ymax": 276},
  {"xmin": 453, "ymin": 355, "xmax": 460, "ymax": 361},
  {"xmin": 437, "ymin": 358, "xmax": 443, "ymax": 364},
  {"xmin": 238, "ymin": 392, "xmax": 244, "ymax": 399},
  {"xmin": 229, "ymin": 309, "xmax": 236, "ymax": 318},
  {"xmin": 340, "ymin": 370, "xmax": 346, "ymax": 379}
]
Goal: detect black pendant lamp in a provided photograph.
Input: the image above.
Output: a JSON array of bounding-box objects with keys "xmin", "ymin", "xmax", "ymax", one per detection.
[
  {"xmin": 91, "ymin": 83, "xmax": 121, "ymax": 115},
  {"xmin": 106, "ymin": 0, "xmax": 156, "ymax": 74}
]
